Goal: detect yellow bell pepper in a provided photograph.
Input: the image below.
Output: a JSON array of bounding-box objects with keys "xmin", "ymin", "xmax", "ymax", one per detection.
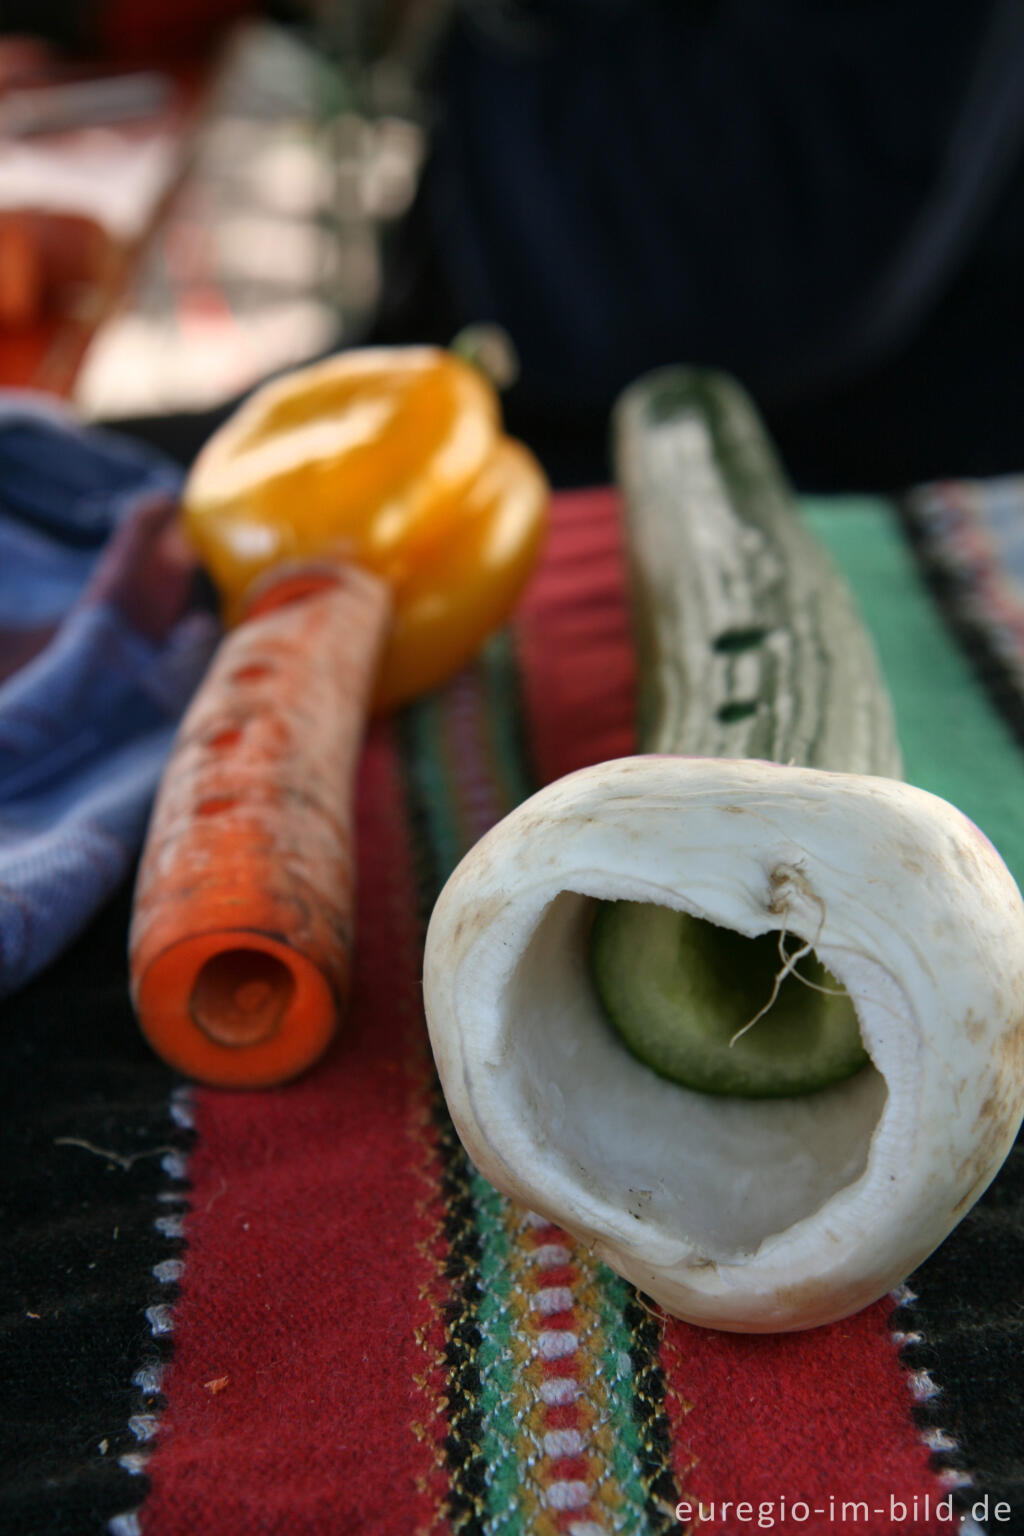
[{"xmin": 183, "ymin": 346, "xmax": 548, "ymax": 709}]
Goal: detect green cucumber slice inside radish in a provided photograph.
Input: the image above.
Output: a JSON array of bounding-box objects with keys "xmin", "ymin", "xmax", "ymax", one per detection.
[{"xmin": 590, "ymin": 901, "xmax": 867, "ymax": 1099}]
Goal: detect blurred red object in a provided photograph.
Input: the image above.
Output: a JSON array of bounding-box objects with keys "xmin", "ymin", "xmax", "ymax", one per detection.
[
  {"xmin": 0, "ymin": 35, "xmax": 212, "ymax": 394},
  {"xmin": 98, "ymin": 0, "xmax": 253, "ymax": 63},
  {"xmin": 0, "ymin": 0, "xmax": 252, "ymax": 392},
  {"xmin": 0, "ymin": 210, "xmax": 113, "ymax": 330},
  {"xmin": 0, "ymin": 38, "xmax": 53, "ymax": 91}
]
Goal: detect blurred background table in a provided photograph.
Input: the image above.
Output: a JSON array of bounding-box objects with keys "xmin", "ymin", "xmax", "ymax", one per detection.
[
  {"xmin": 0, "ymin": 17, "xmax": 426, "ymax": 413},
  {"xmin": 0, "ymin": 49, "xmax": 206, "ymax": 398}
]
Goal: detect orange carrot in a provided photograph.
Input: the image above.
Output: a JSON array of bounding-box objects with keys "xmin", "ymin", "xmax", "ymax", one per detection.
[{"xmin": 129, "ymin": 562, "xmax": 391, "ymax": 1088}]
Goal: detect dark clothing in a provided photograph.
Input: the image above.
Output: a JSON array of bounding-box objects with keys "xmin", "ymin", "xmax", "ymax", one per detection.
[
  {"xmin": 115, "ymin": 0, "xmax": 1024, "ymax": 491},
  {"xmin": 417, "ymin": 0, "xmax": 1024, "ymax": 484}
]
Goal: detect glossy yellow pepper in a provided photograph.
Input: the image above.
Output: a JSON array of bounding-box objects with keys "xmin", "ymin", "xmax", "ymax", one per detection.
[{"xmin": 182, "ymin": 346, "xmax": 548, "ymax": 709}]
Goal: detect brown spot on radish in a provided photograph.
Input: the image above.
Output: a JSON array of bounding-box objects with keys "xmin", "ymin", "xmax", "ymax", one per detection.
[
  {"xmin": 959, "ymin": 1076, "xmax": 1022, "ymax": 1203},
  {"xmin": 770, "ymin": 1272, "xmax": 887, "ymax": 1327},
  {"xmin": 953, "ymin": 1129, "xmax": 1010, "ymax": 1214},
  {"xmin": 952, "ymin": 1169, "xmax": 992, "ymax": 1216},
  {"xmin": 963, "ymin": 1012, "xmax": 985, "ymax": 1044},
  {"xmin": 998, "ymin": 1017, "xmax": 1024, "ymax": 1082},
  {"xmin": 975, "ymin": 1094, "xmax": 1000, "ymax": 1128},
  {"xmin": 232, "ymin": 663, "xmax": 272, "ymax": 683},
  {"xmin": 687, "ymin": 1254, "xmax": 717, "ymax": 1271},
  {"xmin": 456, "ymin": 894, "xmax": 507, "ymax": 942},
  {"xmin": 766, "ymin": 864, "xmax": 815, "ymax": 915}
]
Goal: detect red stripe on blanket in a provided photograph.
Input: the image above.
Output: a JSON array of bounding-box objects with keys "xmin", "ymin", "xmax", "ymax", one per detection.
[
  {"xmin": 515, "ymin": 488, "xmax": 951, "ymax": 1536},
  {"xmin": 141, "ymin": 722, "xmax": 447, "ymax": 1536},
  {"xmin": 516, "ymin": 488, "xmax": 638, "ymax": 780},
  {"xmin": 662, "ymin": 1305, "xmax": 949, "ymax": 1535}
]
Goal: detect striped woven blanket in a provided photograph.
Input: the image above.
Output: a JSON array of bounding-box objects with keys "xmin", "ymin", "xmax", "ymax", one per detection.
[{"xmin": 2, "ymin": 484, "xmax": 1023, "ymax": 1536}]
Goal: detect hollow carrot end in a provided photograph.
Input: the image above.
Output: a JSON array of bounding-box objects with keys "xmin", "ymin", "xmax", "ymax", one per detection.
[{"xmin": 134, "ymin": 929, "xmax": 340, "ymax": 1089}]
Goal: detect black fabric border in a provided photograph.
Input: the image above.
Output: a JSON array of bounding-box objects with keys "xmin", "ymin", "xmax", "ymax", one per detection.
[
  {"xmin": 892, "ymin": 497, "xmax": 1024, "ymax": 1534},
  {"xmin": 0, "ymin": 881, "xmax": 191, "ymax": 1536}
]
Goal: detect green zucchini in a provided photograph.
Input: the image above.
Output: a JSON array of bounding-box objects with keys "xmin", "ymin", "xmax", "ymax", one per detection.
[{"xmin": 591, "ymin": 369, "xmax": 901, "ymax": 1098}]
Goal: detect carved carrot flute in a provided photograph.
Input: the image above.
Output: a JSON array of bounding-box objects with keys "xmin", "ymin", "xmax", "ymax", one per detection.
[{"xmin": 130, "ymin": 347, "xmax": 547, "ymax": 1087}]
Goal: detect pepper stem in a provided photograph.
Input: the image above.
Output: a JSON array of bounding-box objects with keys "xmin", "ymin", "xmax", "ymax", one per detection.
[{"xmin": 450, "ymin": 324, "xmax": 520, "ymax": 392}]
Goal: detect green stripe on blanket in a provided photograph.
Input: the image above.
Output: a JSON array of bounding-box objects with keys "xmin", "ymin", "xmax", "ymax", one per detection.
[
  {"xmin": 398, "ymin": 645, "xmax": 667, "ymax": 1534},
  {"xmin": 804, "ymin": 497, "xmax": 1024, "ymax": 880}
]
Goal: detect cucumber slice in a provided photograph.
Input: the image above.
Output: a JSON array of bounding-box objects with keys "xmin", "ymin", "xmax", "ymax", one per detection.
[{"xmin": 590, "ymin": 900, "xmax": 868, "ymax": 1099}]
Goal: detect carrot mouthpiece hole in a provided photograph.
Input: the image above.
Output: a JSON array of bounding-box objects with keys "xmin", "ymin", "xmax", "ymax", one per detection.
[{"xmin": 190, "ymin": 949, "xmax": 296, "ymax": 1047}]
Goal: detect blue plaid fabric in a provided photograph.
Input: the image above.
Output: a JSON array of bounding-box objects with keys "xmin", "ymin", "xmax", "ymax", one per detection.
[{"xmin": 0, "ymin": 395, "xmax": 217, "ymax": 997}]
